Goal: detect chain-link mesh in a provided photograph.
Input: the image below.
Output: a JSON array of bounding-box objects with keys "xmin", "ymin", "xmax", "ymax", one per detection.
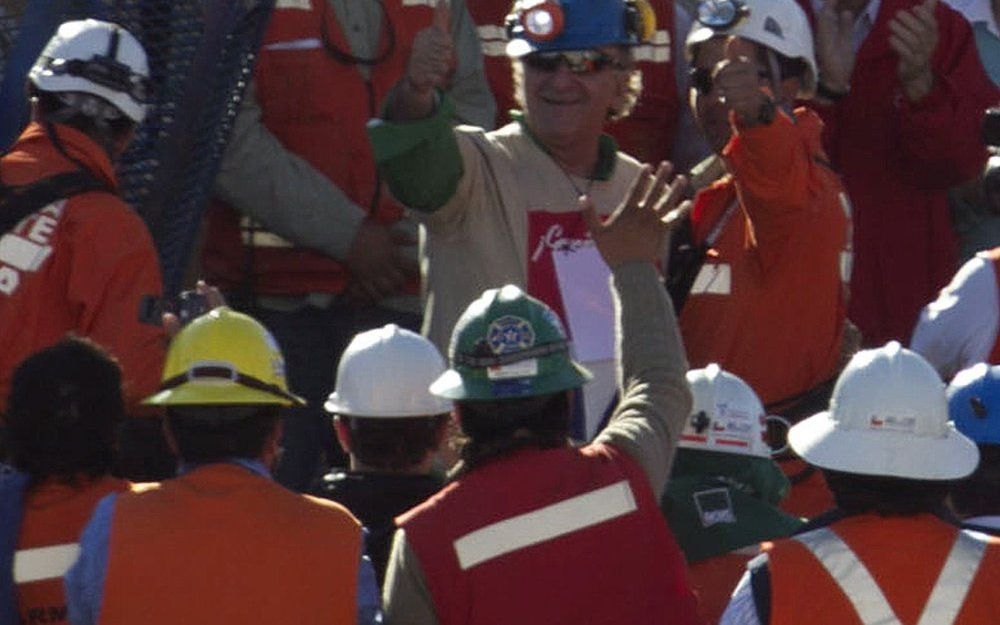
[{"xmin": 1, "ymin": 0, "xmax": 274, "ymax": 296}]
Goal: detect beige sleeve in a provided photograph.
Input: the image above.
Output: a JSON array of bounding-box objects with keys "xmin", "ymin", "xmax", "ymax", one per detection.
[
  {"xmin": 382, "ymin": 529, "xmax": 441, "ymax": 625},
  {"xmin": 212, "ymin": 82, "xmax": 367, "ymax": 260},
  {"xmin": 592, "ymin": 261, "xmax": 691, "ymax": 497}
]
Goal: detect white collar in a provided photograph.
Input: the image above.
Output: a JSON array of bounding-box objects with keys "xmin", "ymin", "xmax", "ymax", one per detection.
[{"xmin": 945, "ymin": 0, "xmax": 1000, "ymax": 38}]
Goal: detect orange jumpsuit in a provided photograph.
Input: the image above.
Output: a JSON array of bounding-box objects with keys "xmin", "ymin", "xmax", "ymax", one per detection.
[{"xmin": 0, "ymin": 123, "xmax": 164, "ymax": 413}]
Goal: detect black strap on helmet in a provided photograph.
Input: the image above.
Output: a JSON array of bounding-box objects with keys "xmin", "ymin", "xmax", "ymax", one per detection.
[
  {"xmin": 453, "ymin": 340, "xmax": 570, "ymax": 368},
  {"xmin": 158, "ymin": 365, "xmax": 300, "ymax": 404}
]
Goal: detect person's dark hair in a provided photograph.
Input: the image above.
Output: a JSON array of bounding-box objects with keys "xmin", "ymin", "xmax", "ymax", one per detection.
[
  {"xmin": 165, "ymin": 405, "xmax": 280, "ymax": 464},
  {"xmin": 5, "ymin": 336, "xmax": 123, "ymax": 485},
  {"xmin": 951, "ymin": 444, "xmax": 1000, "ymax": 518},
  {"xmin": 451, "ymin": 392, "xmax": 570, "ymax": 478},
  {"xmin": 342, "ymin": 414, "xmax": 448, "ymax": 472},
  {"xmin": 823, "ymin": 469, "xmax": 953, "ymax": 516},
  {"xmin": 31, "ymin": 87, "xmax": 135, "ymax": 152}
]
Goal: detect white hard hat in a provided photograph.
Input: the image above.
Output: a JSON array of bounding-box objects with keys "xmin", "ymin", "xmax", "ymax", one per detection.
[
  {"xmin": 29, "ymin": 19, "xmax": 150, "ymax": 123},
  {"xmin": 789, "ymin": 341, "xmax": 979, "ymax": 480},
  {"xmin": 685, "ymin": 0, "xmax": 817, "ymax": 98},
  {"xmin": 325, "ymin": 324, "xmax": 453, "ymax": 418},
  {"xmin": 680, "ymin": 364, "xmax": 774, "ymax": 458}
]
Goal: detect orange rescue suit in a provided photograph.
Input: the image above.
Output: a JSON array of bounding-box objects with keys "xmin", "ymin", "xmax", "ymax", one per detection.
[{"xmin": 0, "ymin": 123, "xmax": 164, "ymax": 415}]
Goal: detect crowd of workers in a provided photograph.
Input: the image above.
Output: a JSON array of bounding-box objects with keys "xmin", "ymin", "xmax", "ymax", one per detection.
[{"xmin": 2, "ymin": 0, "xmax": 1000, "ymax": 621}]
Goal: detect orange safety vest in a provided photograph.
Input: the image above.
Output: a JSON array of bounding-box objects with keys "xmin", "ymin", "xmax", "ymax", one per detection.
[
  {"xmin": 98, "ymin": 463, "xmax": 361, "ymax": 625},
  {"xmin": 202, "ymin": 0, "xmax": 434, "ymax": 296},
  {"xmin": 466, "ymin": 0, "xmax": 678, "ymax": 163},
  {"xmin": 398, "ymin": 444, "xmax": 700, "ymax": 625},
  {"xmin": 765, "ymin": 515, "xmax": 1000, "ymax": 625},
  {"xmin": 15, "ymin": 476, "xmax": 128, "ymax": 625}
]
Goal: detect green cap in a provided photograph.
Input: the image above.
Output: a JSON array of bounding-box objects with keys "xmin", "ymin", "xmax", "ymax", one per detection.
[{"xmin": 430, "ymin": 285, "xmax": 592, "ymax": 400}]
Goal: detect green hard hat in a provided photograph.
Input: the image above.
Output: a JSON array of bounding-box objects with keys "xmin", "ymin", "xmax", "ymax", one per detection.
[{"xmin": 430, "ymin": 285, "xmax": 592, "ymax": 400}]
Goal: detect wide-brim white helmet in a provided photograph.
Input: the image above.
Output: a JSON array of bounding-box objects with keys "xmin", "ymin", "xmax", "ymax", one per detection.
[
  {"xmin": 29, "ymin": 19, "xmax": 150, "ymax": 123},
  {"xmin": 789, "ymin": 341, "xmax": 979, "ymax": 481}
]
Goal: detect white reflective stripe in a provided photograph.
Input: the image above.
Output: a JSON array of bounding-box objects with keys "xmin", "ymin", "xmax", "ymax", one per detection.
[
  {"xmin": 915, "ymin": 530, "xmax": 988, "ymax": 625},
  {"xmin": 403, "ymin": 0, "xmax": 443, "ymax": 6},
  {"xmin": 477, "ymin": 25, "xmax": 507, "ymax": 41},
  {"xmin": 453, "ymin": 480, "xmax": 637, "ymax": 570},
  {"xmin": 633, "ymin": 30, "xmax": 672, "ymax": 63},
  {"xmin": 274, "ymin": 0, "xmax": 311, "ymax": 9},
  {"xmin": 13, "ymin": 543, "xmax": 80, "ymax": 584},
  {"xmin": 262, "ymin": 38, "xmax": 321, "ymax": 51},
  {"xmin": 794, "ymin": 528, "xmax": 899, "ymax": 625},
  {"xmin": 481, "ymin": 40, "xmax": 509, "ymax": 57},
  {"xmin": 690, "ymin": 263, "xmax": 731, "ymax": 295},
  {"xmin": 0, "ymin": 234, "xmax": 51, "ymax": 271},
  {"xmin": 240, "ymin": 218, "xmax": 294, "ymax": 248}
]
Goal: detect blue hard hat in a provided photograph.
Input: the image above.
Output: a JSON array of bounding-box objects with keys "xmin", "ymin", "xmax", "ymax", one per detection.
[
  {"xmin": 947, "ymin": 363, "xmax": 1000, "ymax": 445},
  {"xmin": 505, "ymin": 0, "xmax": 652, "ymax": 57}
]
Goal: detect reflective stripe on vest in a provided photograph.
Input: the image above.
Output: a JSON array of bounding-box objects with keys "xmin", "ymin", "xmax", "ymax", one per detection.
[
  {"xmin": 13, "ymin": 542, "xmax": 80, "ymax": 584},
  {"xmin": 633, "ymin": 29, "xmax": 672, "ymax": 63},
  {"xmin": 793, "ymin": 528, "xmax": 988, "ymax": 625},
  {"xmin": 453, "ymin": 480, "xmax": 637, "ymax": 570},
  {"xmin": 476, "ymin": 25, "xmax": 507, "ymax": 57}
]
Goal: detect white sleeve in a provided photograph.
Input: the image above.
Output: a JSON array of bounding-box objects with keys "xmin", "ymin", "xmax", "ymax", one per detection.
[
  {"xmin": 910, "ymin": 255, "xmax": 1000, "ymax": 380},
  {"xmin": 720, "ymin": 569, "xmax": 764, "ymax": 625}
]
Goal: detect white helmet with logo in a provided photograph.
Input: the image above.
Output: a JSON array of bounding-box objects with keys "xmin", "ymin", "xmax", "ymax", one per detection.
[
  {"xmin": 685, "ymin": 0, "xmax": 817, "ymax": 98},
  {"xmin": 681, "ymin": 364, "xmax": 774, "ymax": 458},
  {"xmin": 29, "ymin": 19, "xmax": 150, "ymax": 123},
  {"xmin": 325, "ymin": 324, "xmax": 453, "ymax": 418},
  {"xmin": 789, "ymin": 341, "xmax": 979, "ymax": 480}
]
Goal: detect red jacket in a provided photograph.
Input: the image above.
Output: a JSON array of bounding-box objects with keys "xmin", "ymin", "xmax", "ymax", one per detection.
[
  {"xmin": 467, "ymin": 0, "xmax": 679, "ymax": 164},
  {"xmin": 799, "ymin": 0, "xmax": 999, "ymax": 345},
  {"xmin": 15, "ymin": 476, "xmax": 128, "ymax": 625},
  {"xmin": 397, "ymin": 444, "xmax": 700, "ymax": 625},
  {"xmin": 0, "ymin": 123, "xmax": 164, "ymax": 413},
  {"xmin": 202, "ymin": 0, "xmax": 433, "ymax": 295}
]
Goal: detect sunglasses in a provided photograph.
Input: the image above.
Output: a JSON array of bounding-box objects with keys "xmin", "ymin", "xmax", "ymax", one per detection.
[{"xmin": 523, "ymin": 50, "xmax": 627, "ymax": 75}]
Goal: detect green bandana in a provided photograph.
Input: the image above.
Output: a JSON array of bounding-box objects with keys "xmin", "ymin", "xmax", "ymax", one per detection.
[{"xmin": 662, "ymin": 449, "xmax": 804, "ymax": 563}]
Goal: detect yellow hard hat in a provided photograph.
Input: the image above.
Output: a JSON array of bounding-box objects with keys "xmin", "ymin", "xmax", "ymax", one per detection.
[{"xmin": 144, "ymin": 307, "xmax": 305, "ymax": 407}]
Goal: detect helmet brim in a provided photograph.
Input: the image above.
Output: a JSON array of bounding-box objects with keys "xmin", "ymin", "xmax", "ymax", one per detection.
[
  {"xmin": 429, "ymin": 361, "xmax": 592, "ymax": 400},
  {"xmin": 144, "ymin": 383, "xmax": 306, "ymax": 407},
  {"xmin": 788, "ymin": 411, "xmax": 980, "ymax": 481}
]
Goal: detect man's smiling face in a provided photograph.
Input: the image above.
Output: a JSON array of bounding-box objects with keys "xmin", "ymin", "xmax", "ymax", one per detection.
[{"xmin": 519, "ymin": 47, "xmax": 630, "ymax": 151}]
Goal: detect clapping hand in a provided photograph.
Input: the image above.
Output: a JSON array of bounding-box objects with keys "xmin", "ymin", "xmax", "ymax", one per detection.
[
  {"xmin": 889, "ymin": 0, "xmax": 938, "ymax": 102},
  {"xmin": 814, "ymin": 0, "xmax": 856, "ymax": 96}
]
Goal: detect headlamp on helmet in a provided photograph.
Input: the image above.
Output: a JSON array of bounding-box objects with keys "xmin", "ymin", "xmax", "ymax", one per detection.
[{"xmin": 697, "ymin": 0, "xmax": 750, "ymax": 30}]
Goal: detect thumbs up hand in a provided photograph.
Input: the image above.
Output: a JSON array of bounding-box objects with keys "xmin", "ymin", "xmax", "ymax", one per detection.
[
  {"xmin": 406, "ymin": 0, "xmax": 456, "ymax": 95},
  {"xmin": 710, "ymin": 36, "xmax": 774, "ymax": 127}
]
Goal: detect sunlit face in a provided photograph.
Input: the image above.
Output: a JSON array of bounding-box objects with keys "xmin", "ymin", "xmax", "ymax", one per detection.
[{"xmin": 519, "ymin": 47, "xmax": 630, "ymax": 151}]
